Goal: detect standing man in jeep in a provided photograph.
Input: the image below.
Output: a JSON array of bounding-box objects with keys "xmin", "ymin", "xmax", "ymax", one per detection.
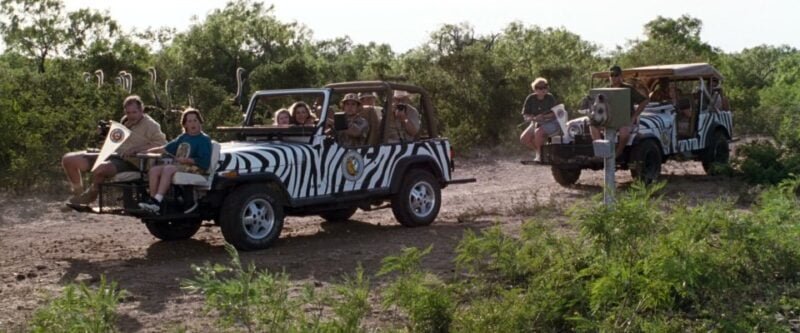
[
  {"xmin": 590, "ymin": 65, "xmax": 649, "ymax": 157},
  {"xmin": 337, "ymin": 93, "xmax": 370, "ymax": 146},
  {"xmin": 62, "ymin": 95, "xmax": 167, "ymax": 205}
]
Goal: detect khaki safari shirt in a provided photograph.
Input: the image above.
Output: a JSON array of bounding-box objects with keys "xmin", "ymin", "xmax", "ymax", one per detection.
[
  {"xmin": 119, "ymin": 114, "xmax": 168, "ymax": 164},
  {"xmin": 337, "ymin": 114, "xmax": 369, "ymax": 147}
]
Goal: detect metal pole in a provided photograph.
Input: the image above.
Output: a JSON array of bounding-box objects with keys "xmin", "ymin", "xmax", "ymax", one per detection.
[{"xmin": 604, "ymin": 128, "xmax": 617, "ymax": 206}]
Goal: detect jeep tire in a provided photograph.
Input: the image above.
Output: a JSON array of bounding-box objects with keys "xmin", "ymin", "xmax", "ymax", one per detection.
[
  {"xmin": 145, "ymin": 219, "xmax": 202, "ymax": 241},
  {"xmin": 219, "ymin": 184, "xmax": 284, "ymax": 251},
  {"xmin": 551, "ymin": 166, "xmax": 581, "ymax": 186},
  {"xmin": 319, "ymin": 207, "xmax": 358, "ymax": 222},
  {"xmin": 630, "ymin": 140, "xmax": 662, "ymax": 184},
  {"xmin": 391, "ymin": 170, "xmax": 441, "ymax": 227},
  {"xmin": 702, "ymin": 130, "xmax": 730, "ymax": 175}
]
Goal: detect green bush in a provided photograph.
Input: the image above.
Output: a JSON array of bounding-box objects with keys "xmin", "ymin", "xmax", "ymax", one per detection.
[
  {"xmin": 182, "ymin": 243, "xmax": 371, "ymax": 333},
  {"xmin": 28, "ymin": 276, "xmax": 124, "ymax": 333},
  {"xmin": 384, "ymin": 180, "xmax": 800, "ymax": 332},
  {"xmin": 735, "ymin": 140, "xmax": 800, "ymax": 185}
]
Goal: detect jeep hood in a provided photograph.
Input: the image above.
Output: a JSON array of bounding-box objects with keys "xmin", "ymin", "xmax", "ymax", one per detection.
[{"xmin": 217, "ymin": 141, "xmax": 305, "ymax": 173}]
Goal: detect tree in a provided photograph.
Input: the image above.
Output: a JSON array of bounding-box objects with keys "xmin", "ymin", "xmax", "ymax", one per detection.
[
  {"xmin": 0, "ymin": 0, "xmax": 117, "ymax": 72},
  {"xmin": 616, "ymin": 15, "xmax": 718, "ymax": 67}
]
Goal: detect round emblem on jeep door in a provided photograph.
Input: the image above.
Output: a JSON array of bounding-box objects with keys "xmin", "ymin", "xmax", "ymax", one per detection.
[
  {"xmin": 341, "ymin": 150, "xmax": 364, "ymax": 181},
  {"xmin": 109, "ymin": 128, "xmax": 125, "ymax": 143}
]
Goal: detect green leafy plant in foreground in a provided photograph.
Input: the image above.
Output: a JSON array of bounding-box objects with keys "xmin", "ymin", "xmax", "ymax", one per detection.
[
  {"xmin": 182, "ymin": 243, "xmax": 370, "ymax": 333},
  {"xmin": 28, "ymin": 276, "xmax": 124, "ymax": 333}
]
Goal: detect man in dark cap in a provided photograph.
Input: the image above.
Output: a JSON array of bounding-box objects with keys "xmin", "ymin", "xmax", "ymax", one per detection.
[{"xmin": 590, "ymin": 65, "xmax": 649, "ymax": 157}]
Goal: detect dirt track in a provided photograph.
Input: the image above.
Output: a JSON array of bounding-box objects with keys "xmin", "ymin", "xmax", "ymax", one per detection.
[{"xmin": 0, "ymin": 153, "xmax": 748, "ymax": 332}]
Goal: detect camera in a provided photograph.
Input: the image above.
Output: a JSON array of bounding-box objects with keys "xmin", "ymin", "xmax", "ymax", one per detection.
[
  {"xmin": 395, "ymin": 103, "xmax": 407, "ymax": 112},
  {"xmin": 97, "ymin": 120, "xmax": 111, "ymax": 138}
]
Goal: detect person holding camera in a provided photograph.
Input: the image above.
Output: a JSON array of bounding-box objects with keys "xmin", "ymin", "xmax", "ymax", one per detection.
[
  {"xmin": 384, "ymin": 90, "xmax": 420, "ymax": 143},
  {"xmin": 589, "ymin": 65, "xmax": 649, "ymax": 158},
  {"xmin": 62, "ymin": 95, "xmax": 167, "ymax": 206},
  {"xmin": 519, "ymin": 77, "xmax": 558, "ymax": 162},
  {"xmin": 336, "ymin": 93, "xmax": 370, "ymax": 147}
]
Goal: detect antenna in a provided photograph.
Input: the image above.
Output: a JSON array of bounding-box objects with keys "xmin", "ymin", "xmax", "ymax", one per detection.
[
  {"xmin": 165, "ymin": 79, "xmax": 173, "ymax": 111},
  {"xmin": 233, "ymin": 67, "xmax": 246, "ymax": 107}
]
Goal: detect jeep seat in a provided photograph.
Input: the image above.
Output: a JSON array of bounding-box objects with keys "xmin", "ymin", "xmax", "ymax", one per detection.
[
  {"xmin": 110, "ymin": 171, "xmax": 142, "ymax": 182},
  {"xmin": 172, "ymin": 141, "xmax": 221, "ymax": 190}
]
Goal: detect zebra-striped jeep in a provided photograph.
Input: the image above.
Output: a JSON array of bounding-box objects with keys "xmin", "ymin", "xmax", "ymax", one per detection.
[
  {"xmin": 540, "ymin": 63, "xmax": 733, "ymax": 186},
  {"xmin": 94, "ymin": 81, "xmax": 473, "ymax": 251}
]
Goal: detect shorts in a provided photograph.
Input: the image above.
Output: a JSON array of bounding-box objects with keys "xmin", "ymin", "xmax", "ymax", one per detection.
[
  {"xmin": 538, "ymin": 119, "xmax": 561, "ymax": 136},
  {"xmin": 83, "ymin": 153, "xmax": 139, "ymax": 173},
  {"xmin": 177, "ymin": 164, "xmax": 206, "ymax": 175}
]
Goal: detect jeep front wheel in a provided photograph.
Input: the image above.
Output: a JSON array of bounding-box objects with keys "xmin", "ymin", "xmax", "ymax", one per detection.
[
  {"xmin": 629, "ymin": 140, "xmax": 662, "ymax": 184},
  {"xmin": 702, "ymin": 130, "xmax": 730, "ymax": 175},
  {"xmin": 391, "ymin": 170, "xmax": 441, "ymax": 227},
  {"xmin": 219, "ymin": 184, "xmax": 284, "ymax": 251},
  {"xmin": 145, "ymin": 219, "xmax": 202, "ymax": 241},
  {"xmin": 551, "ymin": 167, "xmax": 581, "ymax": 186}
]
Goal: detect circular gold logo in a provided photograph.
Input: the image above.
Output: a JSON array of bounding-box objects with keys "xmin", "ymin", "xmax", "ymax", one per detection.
[
  {"xmin": 341, "ymin": 151, "xmax": 364, "ymax": 181},
  {"xmin": 109, "ymin": 128, "xmax": 125, "ymax": 143}
]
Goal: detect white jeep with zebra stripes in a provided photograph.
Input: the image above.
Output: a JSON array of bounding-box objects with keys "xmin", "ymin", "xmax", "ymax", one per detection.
[
  {"xmin": 539, "ymin": 63, "xmax": 733, "ymax": 186},
  {"xmin": 89, "ymin": 81, "xmax": 473, "ymax": 251}
]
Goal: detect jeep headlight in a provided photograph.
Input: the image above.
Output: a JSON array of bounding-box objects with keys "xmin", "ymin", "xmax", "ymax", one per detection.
[{"xmin": 568, "ymin": 123, "xmax": 582, "ymax": 137}]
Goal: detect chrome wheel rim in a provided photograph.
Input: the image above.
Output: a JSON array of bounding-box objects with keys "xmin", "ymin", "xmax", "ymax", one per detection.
[
  {"xmin": 241, "ymin": 198, "xmax": 275, "ymax": 239},
  {"xmin": 408, "ymin": 181, "xmax": 435, "ymax": 218}
]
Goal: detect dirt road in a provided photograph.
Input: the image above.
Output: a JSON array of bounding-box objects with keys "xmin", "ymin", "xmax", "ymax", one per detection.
[{"xmin": 0, "ymin": 154, "xmax": 746, "ymax": 331}]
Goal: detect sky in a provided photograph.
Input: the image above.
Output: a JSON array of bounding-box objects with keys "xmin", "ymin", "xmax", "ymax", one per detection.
[{"xmin": 31, "ymin": 0, "xmax": 800, "ymax": 54}]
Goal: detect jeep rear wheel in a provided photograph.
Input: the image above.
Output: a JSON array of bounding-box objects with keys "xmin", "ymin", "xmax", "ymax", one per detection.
[
  {"xmin": 319, "ymin": 207, "xmax": 358, "ymax": 222},
  {"xmin": 145, "ymin": 219, "xmax": 202, "ymax": 241},
  {"xmin": 630, "ymin": 140, "xmax": 662, "ymax": 184},
  {"xmin": 551, "ymin": 167, "xmax": 581, "ymax": 186},
  {"xmin": 702, "ymin": 130, "xmax": 730, "ymax": 175},
  {"xmin": 391, "ymin": 170, "xmax": 441, "ymax": 227},
  {"xmin": 219, "ymin": 184, "xmax": 284, "ymax": 251}
]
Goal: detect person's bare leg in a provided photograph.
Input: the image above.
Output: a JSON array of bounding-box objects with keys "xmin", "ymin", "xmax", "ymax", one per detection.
[
  {"xmin": 616, "ymin": 126, "xmax": 631, "ymax": 157},
  {"xmin": 156, "ymin": 165, "xmax": 177, "ymax": 197},
  {"xmin": 148, "ymin": 165, "xmax": 164, "ymax": 196},
  {"xmin": 89, "ymin": 162, "xmax": 117, "ymax": 193},
  {"xmin": 62, "ymin": 152, "xmax": 89, "ymax": 194},
  {"xmin": 533, "ymin": 127, "xmax": 547, "ymax": 159},
  {"xmin": 519, "ymin": 123, "xmax": 536, "ymax": 150}
]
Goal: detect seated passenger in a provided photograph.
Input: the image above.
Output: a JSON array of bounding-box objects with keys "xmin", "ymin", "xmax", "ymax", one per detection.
[
  {"xmin": 336, "ymin": 93, "xmax": 369, "ymax": 146},
  {"xmin": 289, "ymin": 101, "xmax": 317, "ymax": 126},
  {"xmin": 519, "ymin": 77, "xmax": 559, "ymax": 161},
  {"xmin": 649, "ymin": 78, "xmax": 671, "ymax": 103},
  {"xmin": 62, "ymin": 95, "xmax": 167, "ymax": 205},
  {"xmin": 139, "ymin": 108, "xmax": 213, "ymax": 214},
  {"xmin": 274, "ymin": 108, "xmax": 291, "ymax": 126},
  {"xmin": 384, "ymin": 90, "xmax": 420, "ymax": 143}
]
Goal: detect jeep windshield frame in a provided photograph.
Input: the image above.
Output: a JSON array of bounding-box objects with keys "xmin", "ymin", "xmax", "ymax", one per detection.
[{"xmin": 217, "ymin": 88, "xmax": 330, "ymax": 141}]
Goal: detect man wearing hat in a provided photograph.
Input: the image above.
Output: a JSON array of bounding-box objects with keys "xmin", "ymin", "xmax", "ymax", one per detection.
[
  {"xmin": 337, "ymin": 93, "xmax": 370, "ymax": 147},
  {"xmin": 384, "ymin": 90, "xmax": 420, "ymax": 143},
  {"xmin": 590, "ymin": 65, "xmax": 649, "ymax": 157}
]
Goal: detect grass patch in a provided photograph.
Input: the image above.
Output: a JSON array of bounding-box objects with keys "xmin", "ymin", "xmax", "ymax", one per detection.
[{"xmin": 28, "ymin": 276, "xmax": 124, "ymax": 333}]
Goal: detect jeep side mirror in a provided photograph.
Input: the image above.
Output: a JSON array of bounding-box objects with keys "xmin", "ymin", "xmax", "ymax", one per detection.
[{"xmin": 334, "ymin": 112, "xmax": 348, "ymax": 131}]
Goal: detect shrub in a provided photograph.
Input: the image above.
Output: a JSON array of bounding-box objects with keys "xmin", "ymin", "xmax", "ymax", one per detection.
[
  {"xmin": 28, "ymin": 276, "xmax": 124, "ymax": 333},
  {"xmin": 183, "ymin": 243, "xmax": 371, "ymax": 333}
]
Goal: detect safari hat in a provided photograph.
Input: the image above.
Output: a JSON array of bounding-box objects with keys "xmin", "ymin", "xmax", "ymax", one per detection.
[
  {"xmin": 358, "ymin": 92, "xmax": 378, "ymax": 100},
  {"xmin": 393, "ymin": 90, "xmax": 411, "ymax": 101},
  {"xmin": 340, "ymin": 93, "xmax": 361, "ymax": 105}
]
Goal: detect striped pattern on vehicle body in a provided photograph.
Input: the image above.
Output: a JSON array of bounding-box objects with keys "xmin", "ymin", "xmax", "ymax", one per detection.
[
  {"xmin": 637, "ymin": 110, "xmax": 733, "ymax": 155},
  {"xmin": 217, "ymin": 140, "xmax": 452, "ymax": 199}
]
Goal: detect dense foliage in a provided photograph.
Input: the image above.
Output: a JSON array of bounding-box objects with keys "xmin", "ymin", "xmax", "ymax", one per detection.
[{"xmin": 1, "ymin": 0, "xmax": 799, "ymax": 191}]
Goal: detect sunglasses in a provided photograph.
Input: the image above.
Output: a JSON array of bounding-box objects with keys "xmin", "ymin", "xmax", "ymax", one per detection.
[{"xmin": 535, "ymin": 86, "xmax": 548, "ymax": 90}]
